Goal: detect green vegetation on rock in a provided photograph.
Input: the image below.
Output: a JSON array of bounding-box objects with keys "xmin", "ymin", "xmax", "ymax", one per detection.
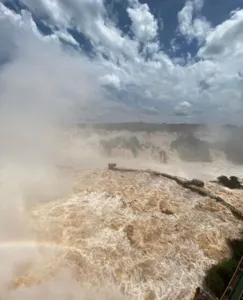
[{"xmin": 204, "ymin": 239, "xmax": 243, "ymax": 298}]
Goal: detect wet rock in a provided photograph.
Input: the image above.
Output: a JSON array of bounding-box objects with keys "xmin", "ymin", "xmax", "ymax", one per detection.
[
  {"xmin": 185, "ymin": 179, "xmax": 205, "ymax": 188},
  {"xmin": 108, "ymin": 163, "xmax": 117, "ymax": 170},
  {"xmin": 217, "ymin": 175, "xmax": 243, "ymax": 189},
  {"xmin": 230, "ymin": 176, "xmax": 242, "ymax": 188}
]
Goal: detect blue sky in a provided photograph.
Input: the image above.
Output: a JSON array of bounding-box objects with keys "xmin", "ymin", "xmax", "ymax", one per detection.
[{"xmin": 0, "ymin": 0, "xmax": 243, "ymax": 123}]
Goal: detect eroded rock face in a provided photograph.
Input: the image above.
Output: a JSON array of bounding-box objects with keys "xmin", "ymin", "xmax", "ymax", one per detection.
[{"xmin": 170, "ymin": 133, "xmax": 211, "ymax": 162}]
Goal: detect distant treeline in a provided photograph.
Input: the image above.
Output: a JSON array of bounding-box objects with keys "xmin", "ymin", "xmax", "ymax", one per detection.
[{"xmin": 77, "ymin": 122, "xmax": 240, "ymax": 133}]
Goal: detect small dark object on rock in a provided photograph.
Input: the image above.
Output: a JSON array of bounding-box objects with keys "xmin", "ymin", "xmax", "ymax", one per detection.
[
  {"xmin": 108, "ymin": 163, "xmax": 117, "ymax": 170},
  {"xmin": 217, "ymin": 175, "xmax": 243, "ymax": 189},
  {"xmin": 185, "ymin": 179, "xmax": 205, "ymax": 188}
]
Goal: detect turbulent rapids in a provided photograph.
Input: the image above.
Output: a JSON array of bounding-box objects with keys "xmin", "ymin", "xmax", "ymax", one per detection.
[{"xmin": 1, "ymin": 126, "xmax": 243, "ymax": 300}]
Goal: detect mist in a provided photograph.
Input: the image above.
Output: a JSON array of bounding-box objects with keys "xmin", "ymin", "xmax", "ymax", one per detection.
[
  {"xmin": 1, "ymin": 5, "xmax": 243, "ymax": 300},
  {"xmin": 0, "ymin": 9, "xmax": 117, "ymax": 299}
]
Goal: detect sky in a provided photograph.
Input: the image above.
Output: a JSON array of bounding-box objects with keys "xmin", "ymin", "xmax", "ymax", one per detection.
[{"xmin": 0, "ymin": 0, "xmax": 243, "ymax": 124}]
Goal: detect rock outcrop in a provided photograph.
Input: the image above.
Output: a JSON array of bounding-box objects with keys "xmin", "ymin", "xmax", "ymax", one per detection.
[
  {"xmin": 217, "ymin": 175, "xmax": 243, "ymax": 189},
  {"xmin": 184, "ymin": 179, "xmax": 205, "ymax": 188}
]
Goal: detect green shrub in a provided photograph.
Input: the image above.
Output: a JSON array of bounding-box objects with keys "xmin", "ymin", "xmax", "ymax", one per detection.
[
  {"xmin": 230, "ymin": 239, "xmax": 243, "ymax": 260},
  {"xmin": 204, "ymin": 238, "xmax": 243, "ymax": 298},
  {"xmin": 205, "ymin": 266, "xmax": 225, "ymax": 297}
]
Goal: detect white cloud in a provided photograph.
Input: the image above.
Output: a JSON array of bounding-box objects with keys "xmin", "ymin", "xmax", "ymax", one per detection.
[
  {"xmin": 100, "ymin": 73, "xmax": 121, "ymax": 89},
  {"xmin": 0, "ymin": 4, "xmax": 109, "ymax": 125},
  {"xmin": 54, "ymin": 30, "xmax": 79, "ymax": 47},
  {"xmin": 198, "ymin": 9, "xmax": 243, "ymax": 59},
  {"xmin": 19, "ymin": 0, "xmax": 138, "ymax": 61},
  {"xmin": 1, "ymin": 1, "xmax": 243, "ymax": 124},
  {"xmin": 140, "ymin": 105, "xmax": 159, "ymax": 115},
  {"xmin": 179, "ymin": 101, "xmax": 191, "ymax": 108},
  {"xmin": 178, "ymin": 0, "xmax": 211, "ymax": 43},
  {"xmin": 194, "ymin": 0, "xmax": 204, "ymax": 11},
  {"xmin": 173, "ymin": 101, "xmax": 192, "ymax": 116},
  {"xmin": 127, "ymin": 1, "xmax": 158, "ymax": 42},
  {"xmin": 19, "ymin": 0, "xmax": 72, "ymax": 27},
  {"xmin": 144, "ymin": 42, "xmax": 159, "ymax": 54},
  {"xmin": 0, "ymin": 2, "xmax": 21, "ymax": 22}
]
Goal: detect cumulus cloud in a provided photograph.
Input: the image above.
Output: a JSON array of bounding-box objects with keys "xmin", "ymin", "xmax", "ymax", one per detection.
[
  {"xmin": 127, "ymin": 0, "xmax": 158, "ymax": 42},
  {"xmin": 173, "ymin": 101, "xmax": 192, "ymax": 117},
  {"xmin": 0, "ymin": 0, "xmax": 243, "ymax": 123},
  {"xmin": 198, "ymin": 9, "xmax": 243, "ymax": 59},
  {"xmin": 140, "ymin": 105, "xmax": 159, "ymax": 115},
  {"xmin": 18, "ymin": 0, "xmax": 138, "ymax": 61},
  {"xmin": 0, "ymin": 2, "xmax": 127, "ymax": 169},
  {"xmin": 54, "ymin": 30, "xmax": 80, "ymax": 47},
  {"xmin": 0, "ymin": 2, "xmax": 128, "ymax": 124},
  {"xmin": 100, "ymin": 73, "xmax": 121, "ymax": 89},
  {"xmin": 194, "ymin": 0, "xmax": 204, "ymax": 11},
  {"xmin": 177, "ymin": 0, "xmax": 211, "ymax": 43}
]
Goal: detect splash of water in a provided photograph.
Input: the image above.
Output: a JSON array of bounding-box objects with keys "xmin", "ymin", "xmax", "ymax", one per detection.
[{"xmin": 1, "ymin": 129, "xmax": 243, "ymax": 300}]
